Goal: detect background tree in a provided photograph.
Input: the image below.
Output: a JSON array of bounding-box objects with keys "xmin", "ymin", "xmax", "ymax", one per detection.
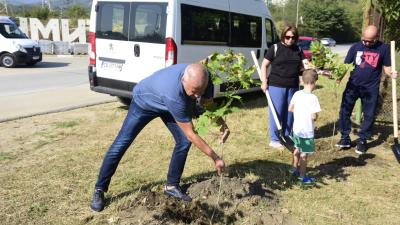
[
  {"xmin": 22, "ymin": 6, "xmax": 59, "ymax": 21},
  {"xmin": 376, "ymin": 0, "xmax": 400, "ymax": 49},
  {"xmin": 65, "ymin": 4, "xmax": 89, "ymax": 26},
  {"xmin": 269, "ymin": 0, "xmax": 364, "ymax": 43},
  {"xmin": 65, "ymin": 4, "xmax": 89, "ymax": 19},
  {"xmin": 298, "ymin": 0, "xmax": 351, "ymax": 42}
]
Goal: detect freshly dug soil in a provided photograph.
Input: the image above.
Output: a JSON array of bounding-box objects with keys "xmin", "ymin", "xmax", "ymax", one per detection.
[{"xmin": 117, "ymin": 176, "xmax": 298, "ymax": 225}]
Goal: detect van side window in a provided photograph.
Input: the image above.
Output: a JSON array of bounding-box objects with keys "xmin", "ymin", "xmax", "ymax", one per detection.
[
  {"xmin": 96, "ymin": 2, "xmax": 130, "ymax": 41},
  {"xmin": 230, "ymin": 13, "xmax": 261, "ymax": 47},
  {"xmin": 265, "ymin": 19, "xmax": 274, "ymax": 47},
  {"xmin": 181, "ymin": 4, "xmax": 229, "ymax": 45},
  {"xmin": 129, "ymin": 3, "xmax": 167, "ymax": 44}
]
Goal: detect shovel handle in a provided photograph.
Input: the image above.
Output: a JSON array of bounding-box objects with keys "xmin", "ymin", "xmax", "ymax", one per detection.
[
  {"xmin": 251, "ymin": 51, "xmax": 282, "ymax": 130},
  {"xmin": 391, "ymin": 41, "xmax": 398, "ymax": 139}
]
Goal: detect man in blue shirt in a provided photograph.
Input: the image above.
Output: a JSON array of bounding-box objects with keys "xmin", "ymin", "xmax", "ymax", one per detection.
[
  {"xmin": 90, "ymin": 63, "xmax": 230, "ymax": 212},
  {"xmin": 336, "ymin": 25, "xmax": 398, "ymax": 154}
]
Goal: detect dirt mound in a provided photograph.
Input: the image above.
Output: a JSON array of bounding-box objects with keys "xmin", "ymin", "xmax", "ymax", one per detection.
[{"xmin": 118, "ymin": 176, "xmax": 298, "ymax": 225}]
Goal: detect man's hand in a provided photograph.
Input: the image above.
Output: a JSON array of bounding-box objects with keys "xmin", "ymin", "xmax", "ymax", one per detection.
[
  {"xmin": 220, "ymin": 124, "xmax": 230, "ymax": 143},
  {"xmin": 261, "ymin": 81, "xmax": 268, "ymax": 92},
  {"xmin": 214, "ymin": 157, "xmax": 225, "ymax": 175}
]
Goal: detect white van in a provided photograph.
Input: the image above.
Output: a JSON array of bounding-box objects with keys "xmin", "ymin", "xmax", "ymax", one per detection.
[
  {"xmin": 0, "ymin": 16, "xmax": 42, "ymax": 68},
  {"xmin": 88, "ymin": 0, "xmax": 279, "ymax": 103}
]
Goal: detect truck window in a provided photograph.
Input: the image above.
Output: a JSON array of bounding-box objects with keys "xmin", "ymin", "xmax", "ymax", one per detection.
[
  {"xmin": 129, "ymin": 3, "xmax": 167, "ymax": 44},
  {"xmin": 96, "ymin": 2, "xmax": 130, "ymax": 41},
  {"xmin": 230, "ymin": 13, "xmax": 261, "ymax": 47},
  {"xmin": 181, "ymin": 4, "xmax": 229, "ymax": 45}
]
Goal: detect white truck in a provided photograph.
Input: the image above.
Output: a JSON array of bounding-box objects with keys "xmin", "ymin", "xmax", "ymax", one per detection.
[
  {"xmin": 88, "ymin": 0, "xmax": 279, "ymax": 104},
  {"xmin": 0, "ymin": 16, "xmax": 42, "ymax": 68}
]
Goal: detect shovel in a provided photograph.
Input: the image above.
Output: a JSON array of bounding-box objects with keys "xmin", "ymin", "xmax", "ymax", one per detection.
[
  {"xmin": 251, "ymin": 51, "xmax": 295, "ymax": 152},
  {"xmin": 391, "ymin": 41, "xmax": 400, "ymax": 163}
]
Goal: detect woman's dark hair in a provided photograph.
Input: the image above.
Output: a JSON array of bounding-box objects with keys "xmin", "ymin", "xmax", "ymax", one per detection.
[{"xmin": 280, "ymin": 26, "xmax": 299, "ymax": 42}]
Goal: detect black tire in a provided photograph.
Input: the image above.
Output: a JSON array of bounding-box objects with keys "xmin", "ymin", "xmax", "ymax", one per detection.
[
  {"xmin": 117, "ymin": 97, "xmax": 132, "ymax": 106},
  {"xmin": 1, "ymin": 53, "xmax": 17, "ymax": 68},
  {"xmin": 26, "ymin": 62, "xmax": 37, "ymax": 66}
]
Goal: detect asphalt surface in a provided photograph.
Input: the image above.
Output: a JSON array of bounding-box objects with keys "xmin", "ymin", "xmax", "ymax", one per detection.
[
  {"xmin": 0, "ymin": 55, "xmax": 115, "ymax": 122},
  {"xmin": 331, "ymin": 44, "xmax": 352, "ymax": 57}
]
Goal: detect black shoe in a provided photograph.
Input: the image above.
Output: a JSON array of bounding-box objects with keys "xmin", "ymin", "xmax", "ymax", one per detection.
[
  {"xmin": 355, "ymin": 140, "xmax": 367, "ymax": 155},
  {"xmin": 164, "ymin": 185, "xmax": 192, "ymax": 202},
  {"xmin": 335, "ymin": 139, "xmax": 351, "ymax": 149},
  {"xmin": 90, "ymin": 189, "xmax": 105, "ymax": 212}
]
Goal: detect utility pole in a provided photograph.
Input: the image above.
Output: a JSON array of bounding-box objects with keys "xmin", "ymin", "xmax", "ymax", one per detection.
[
  {"xmin": 0, "ymin": 0, "xmax": 8, "ymax": 15},
  {"xmin": 295, "ymin": 0, "xmax": 300, "ymax": 27},
  {"xmin": 42, "ymin": 0, "xmax": 52, "ymax": 11}
]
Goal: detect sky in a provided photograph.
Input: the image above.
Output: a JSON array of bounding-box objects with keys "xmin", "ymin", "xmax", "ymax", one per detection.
[
  {"xmin": 7, "ymin": 0, "xmax": 90, "ymax": 6},
  {"xmin": 8, "ymin": 0, "xmax": 41, "ymax": 4}
]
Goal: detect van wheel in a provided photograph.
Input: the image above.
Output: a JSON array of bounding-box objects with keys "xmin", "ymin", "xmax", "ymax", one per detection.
[
  {"xmin": 1, "ymin": 53, "xmax": 17, "ymax": 68},
  {"xmin": 117, "ymin": 97, "xmax": 132, "ymax": 106}
]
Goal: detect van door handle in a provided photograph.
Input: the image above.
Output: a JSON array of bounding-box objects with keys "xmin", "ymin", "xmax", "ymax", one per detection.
[
  {"xmin": 256, "ymin": 49, "xmax": 260, "ymax": 59},
  {"xmin": 134, "ymin": 44, "xmax": 140, "ymax": 57}
]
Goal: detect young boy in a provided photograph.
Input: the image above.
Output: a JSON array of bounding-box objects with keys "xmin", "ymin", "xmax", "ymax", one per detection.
[{"xmin": 288, "ymin": 69, "xmax": 321, "ymax": 184}]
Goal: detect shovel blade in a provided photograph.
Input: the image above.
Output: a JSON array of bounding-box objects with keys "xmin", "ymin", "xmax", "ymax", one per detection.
[
  {"xmin": 392, "ymin": 144, "xmax": 400, "ymax": 163},
  {"xmin": 277, "ymin": 131, "xmax": 295, "ymax": 152}
]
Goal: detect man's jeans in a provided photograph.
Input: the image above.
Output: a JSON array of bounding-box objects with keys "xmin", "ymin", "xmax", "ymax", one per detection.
[
  {"xmin": 268, "ymin": 86, "xmax": 298, "ymax": 142},
  {"xmin": 95, "ymin": 100, "xmax": 192, "ymax": 192},
  {"xmin": 338, "ymin": 83, "xmax": 379, "ymax": 142}
]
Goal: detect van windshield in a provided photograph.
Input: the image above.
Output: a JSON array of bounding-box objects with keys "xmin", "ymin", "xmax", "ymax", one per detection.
[{"xmin": 0, "ymin": 23, "xmax": 28, "ymax": 39}]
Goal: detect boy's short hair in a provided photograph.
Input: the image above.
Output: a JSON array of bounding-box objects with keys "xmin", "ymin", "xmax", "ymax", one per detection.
[{"xmin": 302, "ymin": 69, "xmax": 318, "ymax": 84}]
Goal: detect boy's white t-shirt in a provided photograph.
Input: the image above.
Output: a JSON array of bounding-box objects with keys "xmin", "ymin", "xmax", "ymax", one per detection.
[{"xmin": 290, "ymin": 90, "xmax": 321, "ymax": 138}]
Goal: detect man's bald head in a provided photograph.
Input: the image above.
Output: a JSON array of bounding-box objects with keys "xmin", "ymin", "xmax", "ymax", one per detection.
[
  {"xmin": 362, "ymin": 25, "xmax": 378, "ymax": 47},
  {"xmin": 182, "ymin": 63, "xmax": 209, "ymax": 99},
  {"xmin": 363, "ymin": 25, "xmax": 378, "ymax": 39}
]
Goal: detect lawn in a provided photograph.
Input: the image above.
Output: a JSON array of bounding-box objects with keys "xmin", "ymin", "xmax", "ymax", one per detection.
[{"xmin": 1, "ymin": 71, "xmax": 400, "ymax": 224}]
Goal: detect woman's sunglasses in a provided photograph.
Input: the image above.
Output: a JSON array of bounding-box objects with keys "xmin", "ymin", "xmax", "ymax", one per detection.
[{"xmin": 285, "ymin": 35, "xmax": 296, "ymax": 40}]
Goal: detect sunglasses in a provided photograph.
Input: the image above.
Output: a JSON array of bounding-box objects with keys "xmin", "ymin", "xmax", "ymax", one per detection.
[
  {"xmin": 362, "ymin": 39, "xmax": 376, "ymax": 44},
  {"xmin": 285, "ymin": 35, "xmax": 296, "ymax": 40}
]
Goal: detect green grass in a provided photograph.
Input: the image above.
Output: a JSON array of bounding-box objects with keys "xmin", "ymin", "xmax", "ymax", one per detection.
[
  {"xmin": 0, "ymin": 152, "xmax": 16, "ymax": 161},
  {"xmin": 0, "ymin": 75, "xmax": 400, "ymax": 224},
  {"xmin": 54, "ymin": 120, "xmax": 80, "ymax": 129}
]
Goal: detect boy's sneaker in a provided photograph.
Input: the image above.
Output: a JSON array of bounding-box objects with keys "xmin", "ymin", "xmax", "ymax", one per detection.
[
  {"xmin": 90, "ymin": 189, "xmax": 105, "ymax": 212},
  {"xmin": 299, "ymin": 176, "xmax": 316, "ymax": 185},
  {"xmin": 269, "ymin": 141, "xmax": 284, "ymax": 149},
  {"xmin": 335, "ymin": 139, "xmax": 351, "ymax": 149},
  {"xmin": 288, "ymin": 168, "xmax": 300, "ymax": 177},
  {"xmin": 355, "ymin": 140, "xmax": 367, "ymax": 155}
]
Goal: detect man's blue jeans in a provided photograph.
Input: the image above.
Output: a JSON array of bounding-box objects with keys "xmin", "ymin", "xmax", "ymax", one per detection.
[
  {"xmin": 268, "ymin": 86, "xmax": 298, "ymax": 142},
  {"xmin": 338, "ymin": 83, "xmax": 379, "ymax": 142},
  {"xmin": 95, "ymin": 100, "xmax": 192, "ymax": 192}
]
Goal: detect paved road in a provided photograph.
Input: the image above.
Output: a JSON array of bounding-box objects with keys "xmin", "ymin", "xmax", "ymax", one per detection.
[
  {"xmin": 0, "ymin": 56, "xmax": 89, "ymax": 96},
  {"xmin": 329, "ymin": 44, "xmax": 352, "ymax": 57},
  {"xmin": 0, "ymin": 55, "xmax": 115, "ymax": 122}
]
